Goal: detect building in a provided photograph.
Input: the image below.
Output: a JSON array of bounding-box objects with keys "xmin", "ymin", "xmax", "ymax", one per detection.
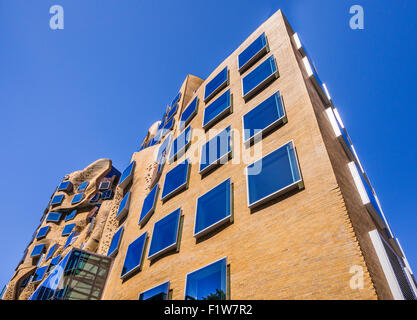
[{"xmin": 2, "ymin": 9, "xmax": 416, "ymax": 300}]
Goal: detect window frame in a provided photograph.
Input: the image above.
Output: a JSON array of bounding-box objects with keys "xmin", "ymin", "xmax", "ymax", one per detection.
[
  {"xmin": 168, "ymin": 126, "xmax": 192, "ymax": 164},
  {"xmin": 71, "ymin": 193, "xmax": 85, "ymax": 205},
  {"xmin": 202, "ymin": 89, "xmax": 232, "ymax": 131},
  {"xmin": 120, "ymin": 232, "xmax": 148, "ymax": 280},
  {"xmin": 204, "ymin": 66, "xmax": 229, "ymax": 103},
  {"xmin": 107, "ymin": 226, "xmax": 124, "ymax": 258},
  {"xmin": 77, "ymin": 181, "xmax": 89, "ymax": 192},
  {"xmin": 179, "ymin": 97, "xmax": 199, "ymax": 132},
  {"xmin": 147, "ymin": 208, "xmax": 182, "ymax": 260},
  {"xmin": 193, "ymin": 178, "xmax": 232, "ymax": 238},
  {"xmin": 238, "ymin": 32, "xmax": 269, "ymax": 74},
  {"xmin": 36, "ymin": 226, "xmax": 50, "ymax": 239},
  {"xmin": 118, "ymin": 161, "xmax": 136, "ymax": 189},
  {"xmin": 61, "ymin": 223, "xmax": 76, "ymax": 236},
  {"xmin": 51, "ymin": 194, "xmax": 65, "ymax": 206},
  {"xmin": 245, "ymin": 140, "xmax": 303, "ymax": 209},
  {"xmin": 161, "ymin": 159, "xmax": 190, "ymax": 202},
  {"xmin": 138, "ymin": 184, "xmax": 160, "ymax": 226},
  {"xmin": 242, "ymin": 91, "xmax": 287, "ymax": 147},
  {"xmin": 241, "ymin": 55, "xmax": 279, "ymax": 102},
  {"xmin": 138, "ymin": 281, "xmax": 170, "ymax": 300},
  {"xmin": 46, "ymin": 212, "xmax": 62, "ymax": 223},
  {"xmin": 116, "ymin": 191, "xmax": 131, "ymax": 221},
  {"xmin": 30, "ymin": 244, "xmax": 45, "ymax": 258}
]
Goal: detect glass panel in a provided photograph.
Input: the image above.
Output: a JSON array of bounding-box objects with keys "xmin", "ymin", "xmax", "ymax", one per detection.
[
  {"xmin": 166, "ymin": 102, "xmax": 178, "ymax": 121},
  {"xmin": 170, "ymin": 92, "xmax": 181, "ymax": 108},
  {"xmin": 242, "ymin": 55, "xmax": 277, "ymax": 98},
  {"xmin": 200, "ymin": 126, "xmax": 231, "ymax": 174},
  {"xmin": 36, "ymin": 226, "xmax": 50, "ymax": 239},
  {"xmin": 179, "ymin": 97, "xmax": 198, "ymax": 131},
  {"xmin": 203, "ymin": 89, "xmax": 231, "ymax": 129},
  {"xmin": 32, "ymin": 266, "xmax": 48, "ymax": 282},
  {"xmin": 246, "ymin": 141, "xmax": 301, "ymax": 207},
  {"xmin": 243, "ymin": 91, "xmax": 285, "ymax": 142},
  {"xmin": 139, "ymin": 282, "xmax": 170, "ymax": 300},
  {"xmin": 169, "ymin": 126, "xmax": 192, "ymax": 162},
  {"xmin": 121, "ymin": 232, "xmax": 147, "ymax": 279},
  {"xmin": 47, "ymin": 255, "xmax": 61, "ymax": 272},
  {"xmin": 185, "ymin": 258, "xmax": 227, "ymax": 300},
  {"xmin": 71, "ymin": 193, "xmax": 84, "ymax": 205},
  {"xmin": 45, "ymin": 244, "xmax": 58, "ymax": 261},
  {"xmin": 62, "ymin": 223, "xmax": 76, "ymax": 236},
  {"xmin": 161, "ymin": 159, "xmax": 190, "ymax": 201},
  {"xmin": 65, "ymin": 210, "xmax": 77, "ymax": 221},
  {"xmin": 57, "ymin": 181, "xmax": 71, "ymax": 191},
  {"xmin": 119, "ymin": 161, "xmax": 135, "ymax": 186},
  {"xmin": 64, "ymin": 231, "xmax": 76, "ymax": 248},
  {"xmin": 51, "ymin": 194, "xmax": 65, "ymax": 205},
  {"xmin": 116, "ymin": 192, "xmax": 131, "ymax": 220},
  {"xmin": 195, "ymin": 179, "xmax": 231, "ymax": 237},
  {"xmin": 46, "ymin": 212, "xmax": 62, "ymax": 222},
  {"xmin": 139, "ymin": 184, "xmax": 159, "ymax": 225},
  {"xmin": 101, "ymin": 190, "xmax": 113, "ymax": 200},
  {"xmin": 77, "ymin": 181, "xmax": 89, "ymax": 192},
  {"xmin": 238, "ymin": 33, "xmax": 268, "ymax": 70},
  {"xmin": 204, "ymin": 67, "xmax": 228, "ymax": 102},
  {"xmin": 157, "ymin": 134, "xmax": 172, "ymax": 164},
  {"xmin": 148, "ymin": 208, "xmax": 181, "ymax": 259},
  {"xmin": 31, "ymin": 244, "xmax": 45, "ymax": 257},
  {"xmin": 107, "ymin": 226, "xmax": 124, "ymax": 257}
]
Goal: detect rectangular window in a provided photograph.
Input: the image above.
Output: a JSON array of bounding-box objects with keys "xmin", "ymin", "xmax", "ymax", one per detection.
[
  {"xmin": 185, "ymin": 258, "xmax": 227, "ymax": 300},
  {"xmin": 64, "ymin": 231, "xmax": 77, "ymax": 248},
  {"xmin": 139, "ymin": 184, "xmax": 159, "ymax": 226},
  {"xmin": 325, "ymin": 108, "xmax": 355, "ymax": 161},
  {"xmin": 71, "ymin": 193, "xmax": 85, "ymax": 205},
  {"xmin": 166, "ymin": 102, "xmax": 178, "ymax": 121},
  {"xmin": 242, "ymin": 91, "xmax": 286, "ymax": 146},
  {"xmin": 162, "ymin": 117, "xmax": 175, "ymax": 137},
  {"xmin": 204, "ymin": 67, "xmax": 228, "ymax": 103},
  {"xmin": 46, "ymin": 212, "xmax": 62, "ymax": 222},
  {"xmin": 238, "ymin": 33, "xmax": 269, "ymax": 73},
  {"xmin": 90, "ymin": 193, "xmax": 101, "ymax": 203},
  {"xmin": 118, "ymin": 161, "xmax": 136, "ymax": 189},
  {"xmin": 62, "ymin": 223, "xmax": 76, "ymax": 236},
  {"xmin": 156, "ymin": 134, "xmax": 172, "ymax": 164},
  {"xmin": 170, "ymin": 92, "xmax": 181, "ymax": 108},
  {"xmin": 194, "ymin": 178, "xmax": 232, "ymax": 238},
  {"xmin": 65, "ymin": 210, "xmax": 77, "ymax": 222},
  {"xmin": 161, "ymin": 159, "xmax": 190, "ymax": 202},
  {"xmin": 139, "ymin": 281, "xmax": 170, "ymax": 300},
  {"xmin": 102, "ymin": 190, "xmax": 114, "ymax": 200},
  {"xmin": 120, "ymin": 232, "xmax": 147, "ymax": 279},
  {"xmin": 348, "ymin": 162, "xmax": 386, "ymax": 228},
  {"xmin": 32, "ymin": 266, "xmax": 48, "ymax": 283},
  {"xmin": 77, "ymin": 181, "xmax": 89, "ymax": 192},
  {"xmin": 242, "ymin": 55, "xmax": 278, "ymax": 101},
  {"xmin": 57, "ymin": 181, "xmax": 72, "ymax": 192},
  {"xmin": 45, "ymin": 243, "xmax": 58, "ymax": 261},
  {"xmin": 36, "ymin": 226, "xmax": 50, "ymax": 239},
  {"xmin": 246, "ymin": 141, "xmax": 303, "ymax": 209},
  {"xmin": 168, "ymin": 126, "xmax": 192, "ymax": 163},
  {"xmin": 202, "ymin": 89, "xmax": 232, "ymax": 130},
  {"xmin": 99, "ymin": 181, "xmax": 111, "ymax": 191},
  {"xmin": 199, "ymin": 126, "xmax": 232, "ymax": 175},
  {"xmin": 148, "ymin": 208, "xmax": 181, "ymax": 260},
  {"xmin": 116, "ymin": 191, "xmax": 131, "ymax": 221},
  {"xmin": 107, "ymin": 226, "xmax": 124, "ymax": 257},
  {"xmin": 47, "ymin": 255, "xmax": 61, "ymax": 273},
  {"xmin": 179, "ymin": 97, "xmax": 198, "ymax": 131},
  {"xmin": 31, "ymin": 244, "xmax": 45, "ymax": 258},
  {"xmin": 51, "ymin": 194, "xmax": 65, "ymax": 206}
]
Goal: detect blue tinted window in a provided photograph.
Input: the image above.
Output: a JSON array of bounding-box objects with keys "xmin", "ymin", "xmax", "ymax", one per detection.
[
  {"xmin": 36, "ymin": 226, "xmax": 50, "ymax": 239},
  {"xmin": 64, "ymin": 231, "xmax": 76, "ymax": 248},
  {"xmin": 194, "ymin": 179, "xmax": 231, "ymax": 237},
  {"xmin": 148, "ymin": 208, "xmax": 181, "ymax": 259},
  {"xmin": 170, "ymin": 92, "xmax": 181, "ymax": 108},
  {"xmin": 242, "ymin": 56, "xmax": 278, "ymax": 99},
  {"xmin": 185, "ymin": 258, "xmax": 227, "ymax": 300},
  {"xmin": 161, "ymin": 159, "xmax": 190, "ymax": 201},
  {"xmin": 46, "ymin": 212, "xmax": 62, "ymax": 222},
  {"xmin": 47, "ymin": 255, "xmax": 61, "ymax": 272},
  {"xmin": 51, "ymin": 194, "xmax": 65, "ymax": 205},
  {"xmin": 62, "ymin": 223, "xmax": 76, "ymax": 236},
  {"xmin": 117, "ymin": 192, "xmax": 131, "ymax": 220},
  {"xmin": 139, "ymin": 282, "xmax": 170, "ymax": 300},
  {"xmin": 90, "ymin": 193, "xmax": 101, "ymax": 203},
  {"xmin": 77, "ymin": 181, "xmax": 89, "ymax": 192},
  {"xmin": 246, "ymin": 141, "xmax": 302, "ymax": 208},
  {"xmin": 101, "ymin": 190, "xmax": 113, "ymax": 200},
  {"xmin": 45, "ymin": 243, "xmax": 58, "ymax": 261},
  {"xmin": 57, "ymin": 181, "xmax": 71, "ymax": 191},
  {"xmin": 166, "ymin": 102, "xmax": 178, "ymax": 121},
  {"xmin": 156, "ymin": 134, "xmax": 172, "ymax": 164},
  {"xmin": 120, "ymin": 232, "xmax": 147, "ymax": 279},
  {"xmin": 139, "ymin": 184, "xmax": 159, "ymax": 226},
  {"xmin": 32, "ymin": 266, "xmax": 48, "ymax": 282},
  {"xmin": 243, "ymin": 91, "xmax": 285, "ymax": 143},
  {"xmin": 31, "ymin": 244, "xmax": 45, "ymax": 257},
  {"xmin": 168, "ymin": 126, "xmax": 192, "ymax": 162},
  {"xmin": 238, "ymin": 33, "xmax": 268, "ymax": 71},
  {"xmin": 71, "ymin": 193, "xmax": 84, "ymax": 205},
  {"xmin": 204, "ymin": 67, "xmax": 228, "ymax": 102},
  {"xmin": 180, "ymin": 97, "xmax": 198, "ymax": 131},
  {"xmin": 119, "ymin": 161, "xmax": 135, "ymax": 187},
  {"xmin": 162, "ymin": 117, "xmax": 175, "ymax": 137},
  {"xmin": 65, "ymin": 210, "xmax": 77, "ymax": 221},
  {"xmin": 203, "ymin": 89, "xmax": 231, "ymax": 129},
  {"xmin": 200, "ymin": 126, "xmax": 231, "ymax": 174},
  {"xmin": 107, "ymin": 226, "xmax": 124, "ymax": 257}
]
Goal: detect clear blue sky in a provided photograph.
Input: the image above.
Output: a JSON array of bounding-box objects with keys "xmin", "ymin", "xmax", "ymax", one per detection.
[{"xmin": 0, "ymin": 0, "xmax": 416, "ymax": 292}]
